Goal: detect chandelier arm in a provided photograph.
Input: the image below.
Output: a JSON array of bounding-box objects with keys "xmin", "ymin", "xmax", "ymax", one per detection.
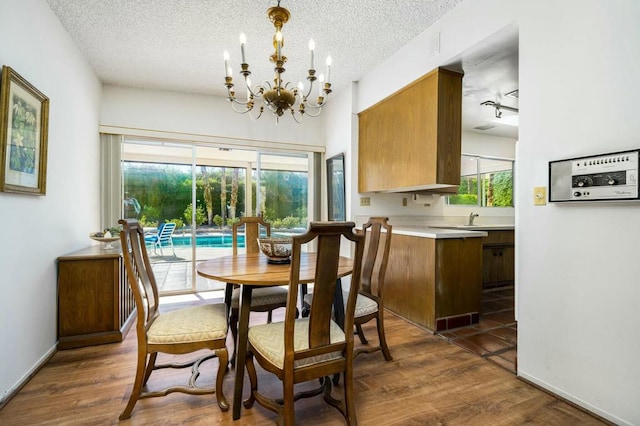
[
  {"xmin": 242, "ymin": 76, "xmax": 260, "ymax": 99},
  {"xmin": 229, "ymin": 101, "xmax": 255, "ymax": 114},
  {"xmin": 302, "ymin": 106, "xmax": 322, "ymax": 117},
  {"xmin": 302, "ymin": 97, "xmax": 325, "ymax": 109},
  {"xmin": 257, "ymin": 80, "xmax": 272, "ymax": 98},
  {"xmin": 248, "ymin": 106, "xmax": 265, "ymax": 120},
  {"xmin": 301, "ymin": 80, "xmax": 316, "ymax": 100},
  {"xmin": 227, "ymin": 92, "xmax": 255, "ymax": 108},
  {"xmin": 290, "ymin": 108, "xmax": 303, "ymax": 123}
]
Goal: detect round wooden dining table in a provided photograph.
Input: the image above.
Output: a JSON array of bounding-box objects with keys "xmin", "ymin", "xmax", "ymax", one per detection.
[{"xmin": 196, "ymin": 252, "xmax": 354, "ymax": 420}]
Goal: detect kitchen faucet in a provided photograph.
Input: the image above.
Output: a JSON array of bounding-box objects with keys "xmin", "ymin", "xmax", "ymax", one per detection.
[{"xmin": 468, "ymin": 212, "xmax": 479, "ymax": 226}]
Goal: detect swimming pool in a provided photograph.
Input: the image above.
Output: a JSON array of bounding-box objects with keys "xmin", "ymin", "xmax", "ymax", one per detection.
[{"xmin": 171, "ymin": 234, "xmax": 245, "ymax": 248}]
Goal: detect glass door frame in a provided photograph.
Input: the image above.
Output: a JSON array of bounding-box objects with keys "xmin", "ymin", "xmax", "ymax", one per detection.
[{"xmin": 116, "ymin": 136, "xmax": 319, "ymax": 296}]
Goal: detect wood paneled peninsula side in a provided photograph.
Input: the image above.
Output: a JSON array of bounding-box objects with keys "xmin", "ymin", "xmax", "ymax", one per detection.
[{"xmin": 384, "ymin": 227, "xmax": 486, "ymax": 332}]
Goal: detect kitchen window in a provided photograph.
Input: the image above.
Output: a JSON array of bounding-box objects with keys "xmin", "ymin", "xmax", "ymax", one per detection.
[{"xmin": 448, "ymin": 155, "xmax": 514, "ymax": 207}]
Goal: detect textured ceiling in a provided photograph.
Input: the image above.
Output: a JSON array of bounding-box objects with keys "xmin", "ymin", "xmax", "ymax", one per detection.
[
  {"xmin": 45, "ymin": 0, "xmax": 518, "ymax": 138},
  {"xmin": 46, "ymin": 0, "xmax": 463, "ymax": 96}
]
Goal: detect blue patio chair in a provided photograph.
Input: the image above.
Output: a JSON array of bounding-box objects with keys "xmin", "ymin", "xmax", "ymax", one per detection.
[{"xmin": 144, "ymin": 222, "xmax": 177, "ymax": 256}]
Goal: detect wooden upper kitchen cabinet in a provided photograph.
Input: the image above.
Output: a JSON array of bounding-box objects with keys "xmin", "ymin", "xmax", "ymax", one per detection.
[
  {"xmin": 384, "ymin": 233, "xmax": 483, "ymax": 332},
  {"xmin": 57, "ymin": 246, "xmax": 135, "ymax": 349},
  {"xmin": 482, "ymin": 230, "xmax": 515, "ymax": 289},
  {"xmin": 358, "ymin": 67, "xmax": 463, "ymax": 193}
]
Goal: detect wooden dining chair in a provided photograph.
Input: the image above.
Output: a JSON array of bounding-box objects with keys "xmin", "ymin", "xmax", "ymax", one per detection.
[
  {"xmin": 117, "ymin": 219, "xmax": 229, "ymax": 420},
  {"xmin": 226, "ymin": 216, "xmax": 289, "ymax": 364},
  {"xmin": 243, "ymin": 221, "xmax": 365, "ymax": 425},
  {"xmin": 352, "ymin": 216, "xmax": 393, "ymax": 360},
  {"xmin": 303, "ymin": 216, "xmax": 393, "ymax": 361}
]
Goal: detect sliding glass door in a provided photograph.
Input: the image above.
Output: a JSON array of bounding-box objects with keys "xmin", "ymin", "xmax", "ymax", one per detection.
[
  {"xmin": 254, "ymin": 152, "xmax": 310, "ymax": 236},
  {"xmin": 120, "ymin": 139, "xmax": 312, "ymax": 295}
]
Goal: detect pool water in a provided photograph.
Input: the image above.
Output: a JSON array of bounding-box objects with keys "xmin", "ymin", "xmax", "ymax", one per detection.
[{"xmin": 171, "ymin": 234, "xmax": 245, "ymax": 248}]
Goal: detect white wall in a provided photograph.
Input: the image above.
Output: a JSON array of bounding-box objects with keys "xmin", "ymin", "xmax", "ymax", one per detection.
[
  {"xmin": 323, "ymin": 83, "xmax": 356, "ymax": 222},
  {"xmin": 517, "ymin": 1, "xmax": 640, "ymax": 424},
  {"xmin": 336, "ymin": 0, "xmax": 639, "ymax": 423},
  {"xmin": 461, "ymin": 131, "xmax": 515, "ymax": 159},
  {"xmin": 0, "ymin": 0, "xmax": 101, "ymax": 402},
  {"xmin": 101, "ymin": 85, "xmax": 324, "ymax": 148}
]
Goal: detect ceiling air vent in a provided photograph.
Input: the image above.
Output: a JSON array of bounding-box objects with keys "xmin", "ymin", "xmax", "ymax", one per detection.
[{"xmin": 474, "ymin": 124, "xmax": 497, "ymax": 131}]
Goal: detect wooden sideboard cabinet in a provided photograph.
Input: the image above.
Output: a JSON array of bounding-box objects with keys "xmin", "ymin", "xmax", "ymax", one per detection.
[
  {"xmin": 57, "ymin": 246, "xmax": 135, "ymax": 350},
  {"xmin": 482, "ymin": 230, "xmax": 515, "ymax": 289}
]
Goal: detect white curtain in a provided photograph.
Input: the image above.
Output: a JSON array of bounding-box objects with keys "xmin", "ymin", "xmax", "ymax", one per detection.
[{"xmin": 100, "ymin": 133, "xmax": 123, "ymax": 229}]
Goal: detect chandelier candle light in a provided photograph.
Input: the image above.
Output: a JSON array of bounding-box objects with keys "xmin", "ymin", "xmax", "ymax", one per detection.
[{"xmin": 223, "ymin": 1, "xmax": 332, "ymax": 122}]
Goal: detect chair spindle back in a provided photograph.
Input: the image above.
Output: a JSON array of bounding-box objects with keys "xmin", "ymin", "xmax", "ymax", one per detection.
[
  {"xmin": 232, "ymin": 217, "xmax": 271, "ymax": 255},
  {"xmin": 286, "ymin": 221, "xmax": 365, "ymax": 356},
  {"xmin": 361, "ymin": 217, "xmax": 392, "ymax": 297},
  {"xmin": 119, "ymin": 219, "xmax": 160, "ymax": 331}
]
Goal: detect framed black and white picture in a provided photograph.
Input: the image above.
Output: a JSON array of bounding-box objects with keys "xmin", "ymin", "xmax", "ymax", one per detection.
[{"xmin": 327, "ymin": 153, "xmax": 345, "ymax": 221}]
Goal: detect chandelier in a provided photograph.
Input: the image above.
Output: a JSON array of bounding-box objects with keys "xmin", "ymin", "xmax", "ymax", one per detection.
[{"xmin": 223, "ymin": 1, "xmax": 332, "ymax": 123}]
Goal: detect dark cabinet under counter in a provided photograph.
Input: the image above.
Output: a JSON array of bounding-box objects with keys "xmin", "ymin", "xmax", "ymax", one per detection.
[
  {"xmin": 57, "ymin": 246, "xmax": 135, "ymax": 349},
  {"xmin": 482, "ymin": 230, "xmax": 515, "ymax": 289}
]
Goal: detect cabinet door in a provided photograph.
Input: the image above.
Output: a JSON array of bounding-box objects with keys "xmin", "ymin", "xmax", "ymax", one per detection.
[
  {"xmin": 58, "ymin": 258, "xmax": 117, "ymax": 337},
  {"xmin": 358, "ymin": 67, "xmax": 462, "ymax": 192},
  {"xmin": 482, "ymin": 245, "xmax": 514, "ymax": 287}
]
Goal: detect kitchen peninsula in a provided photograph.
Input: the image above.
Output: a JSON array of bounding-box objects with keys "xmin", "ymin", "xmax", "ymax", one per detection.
[{"xmin": 384, "ymin": 227, "xmax": 487, "ymax": 332}]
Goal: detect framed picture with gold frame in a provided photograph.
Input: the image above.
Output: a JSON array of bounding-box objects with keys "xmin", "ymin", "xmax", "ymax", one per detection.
[{"xmin": 0, "ymin": 66, "xmax": 49, "ymax": 195}]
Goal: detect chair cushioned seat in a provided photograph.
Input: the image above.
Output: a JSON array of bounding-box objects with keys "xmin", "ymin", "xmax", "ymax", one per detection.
[
  {"xmin": 347, "ymin": 292, "xmax": 378, "ymax": 317},
  {"xmin": 231, "ymin": 286, "xmax": 288, "ymax": 309},
  {"xmin": 148, "ymin": 304, "xmax": 228, "ymax": 344},
  {"xmin": 248, "ymin": 318, "xmax": 345, "ymax": 369},
  {"xmin": 303, "ymin": 292, "xmax": 378, "ymax": 318}
]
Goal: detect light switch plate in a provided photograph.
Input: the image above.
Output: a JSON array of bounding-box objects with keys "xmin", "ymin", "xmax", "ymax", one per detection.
[
  {"xmin": 360, "ymin": 197, "xmax": 371, "ymax": 207},
  {"xmin": 534, "ymin": 186, "xmax": 547, "ymax": 205}
]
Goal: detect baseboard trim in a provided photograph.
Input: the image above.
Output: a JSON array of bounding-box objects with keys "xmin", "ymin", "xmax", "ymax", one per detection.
[
  {"xmin": 0, "ymin": 345, "xmax": 57, "ymax": 410},
  {"xmin": 517, "ymin": 372, "xmax": 623, "ymax": 426}
]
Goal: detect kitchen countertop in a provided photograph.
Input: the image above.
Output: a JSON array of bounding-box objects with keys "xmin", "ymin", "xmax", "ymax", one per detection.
[
  {"xmin": 392, "ymin": 226, "xmax": 488, "ymax": 239},
  {"xmin": 428, "ymin": 224, "xmax": 515, "ymax": 231}
]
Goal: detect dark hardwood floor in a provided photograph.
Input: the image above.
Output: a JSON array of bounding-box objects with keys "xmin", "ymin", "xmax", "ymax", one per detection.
[{"xmin": 0, "ymin": 295, "xmax": 607, "ymax": 425}]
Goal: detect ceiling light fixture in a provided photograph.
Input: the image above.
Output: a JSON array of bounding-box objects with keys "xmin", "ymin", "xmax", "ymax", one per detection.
[
  {"xmin": 505, "ymin": 89, "xmax": 519, "ymax": 99},
  {"xmin": 222, "ymin": 0, "xmax": 332, "ymax": 123},
  {"xmin": 481, "ymin": 100, "xmax": 519, "ymax": 119}
]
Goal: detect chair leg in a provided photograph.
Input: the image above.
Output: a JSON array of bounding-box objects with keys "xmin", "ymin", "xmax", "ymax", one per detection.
[
  {"xmin": 243, "ymin": 351, "xmax": 257, "ymax": 409},
  {"xmin": 343, "ymin": 365, "xmax": 357, "ymax": 425},
  {"xmin": 119, "ymin": 349, "xmax": 149, "ymax": 420},
  {"xmin": 143, "ymin": 352, "xmax": 157, "ymax": 385},
  {"xmin": 355, "ymin": 323, "xmax": 368, "ymax": 344},
  {"xmin": 229, "ymin": 308, "xmax": 239, "ymax": 366},
  {"xmin": 376, "ymin": 312, "xmax": 393, "ymax": 361},
  {"xmin": 215, "ymin": 348, "xmax": 230, "ymax": 411},
  {"xmin": 300, "ymin": 284, "xmax": 310, "ymax": 317},
  {"xmin": 223, "ymin": 284, "xmax": 233, "ymax": 311},
  {"xmin": 282, "ymin": 374, "xmax": 295, "ymax": 426}
]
